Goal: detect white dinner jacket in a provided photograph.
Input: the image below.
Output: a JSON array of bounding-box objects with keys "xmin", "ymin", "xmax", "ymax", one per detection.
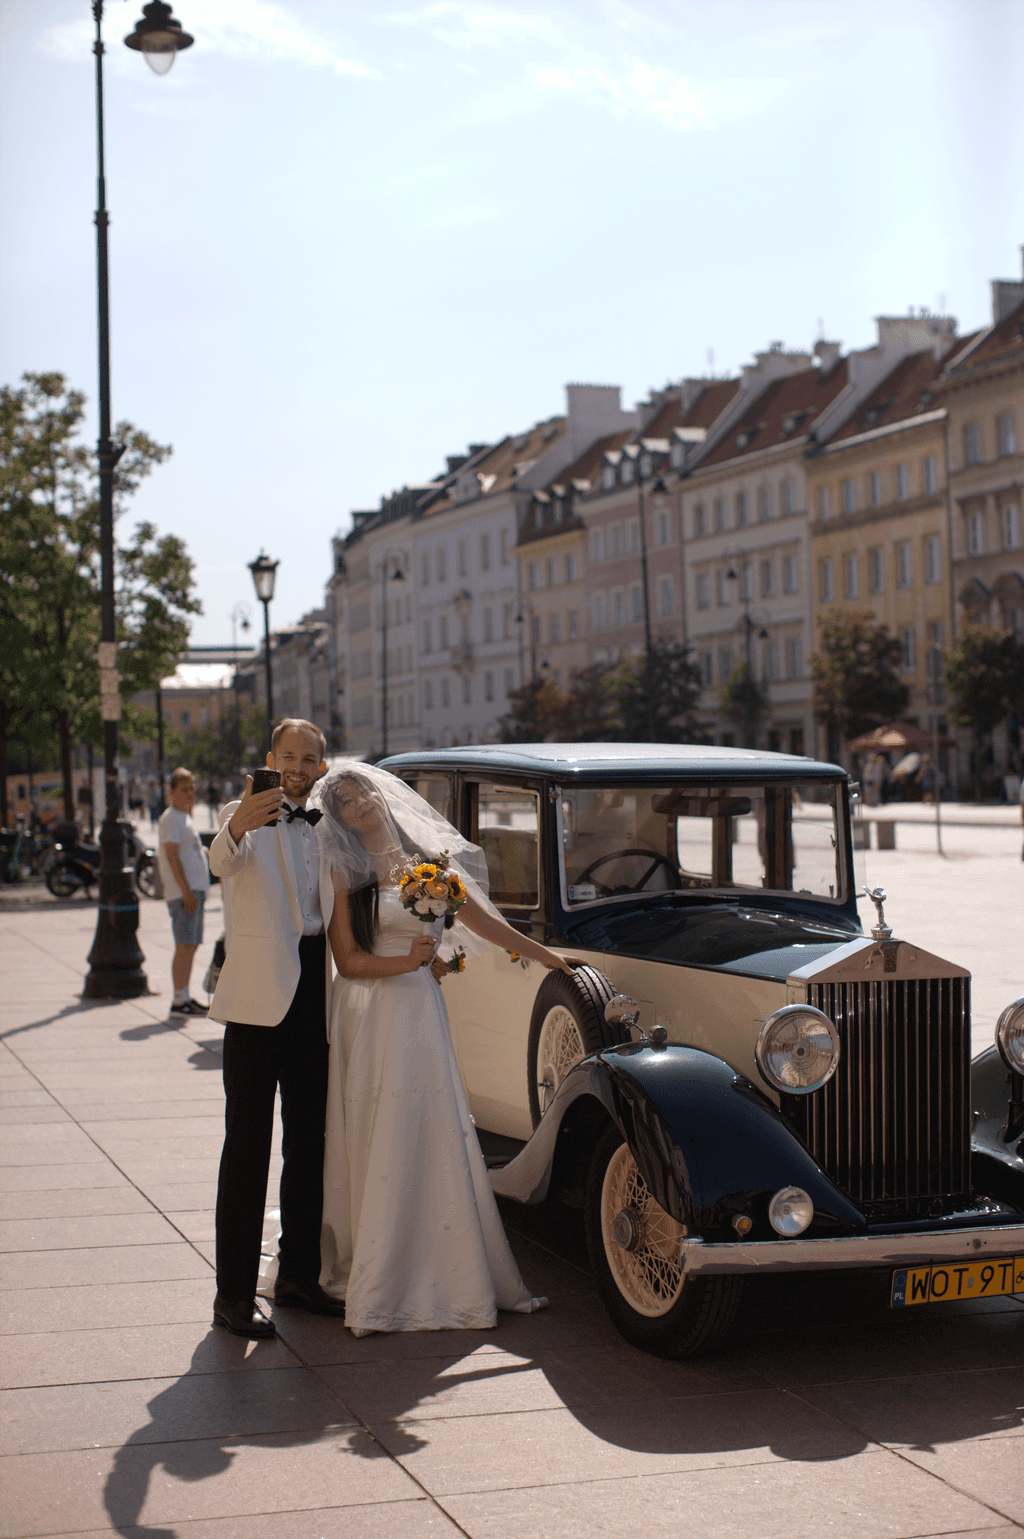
[{"xmin": 208, "ymin": 800, "xmax": 334, "ymax": 1029}]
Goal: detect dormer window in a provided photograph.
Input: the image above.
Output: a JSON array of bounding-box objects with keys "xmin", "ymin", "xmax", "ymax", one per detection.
[
  {"xmin": 737, "ymin": 431, "xmax": 751, "ymax": 449},
  {"xmin": 639, "ymin": 453, "xmax": 652, "ymax": 478},
  {"xmin": 670, "ymin": 442, "xmax": 683, "ymax": 468},
  {"xmin": 601, "ymin": 464, "xmax": 615, "ymax": 491},
  {"xmin": 621, "ymin": 458, "xmax": 635, "ymax": 483},
  {"xmin": 781, "ymin": 415, "xmax": 797, "ymax": 435}
]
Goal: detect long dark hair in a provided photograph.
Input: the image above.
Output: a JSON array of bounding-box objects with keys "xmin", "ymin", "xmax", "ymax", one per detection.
[{"xmin": 346, "ymin": 854, "xmax": 456, "ymax": 955}]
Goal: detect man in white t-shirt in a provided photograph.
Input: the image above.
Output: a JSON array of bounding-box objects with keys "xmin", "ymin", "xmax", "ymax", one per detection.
[{"xmin": 158, "ymin": 767, "xmax": 212, "ymax": 1016}]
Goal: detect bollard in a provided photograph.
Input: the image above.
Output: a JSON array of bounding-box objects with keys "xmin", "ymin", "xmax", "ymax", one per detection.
[{"xmin": 876, "ymin": 820, "xmax": 897, "ymax": 850}]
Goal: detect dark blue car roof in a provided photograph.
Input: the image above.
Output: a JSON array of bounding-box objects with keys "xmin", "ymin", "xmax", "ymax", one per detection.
[{"xmin": 382, "ymin": 742, "xmax": 845, "ymax": 784}]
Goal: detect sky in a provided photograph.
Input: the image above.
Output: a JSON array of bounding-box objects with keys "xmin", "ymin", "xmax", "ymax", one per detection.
[{"xmin": 2, "ymin": 0, "xmax": 1022, "ymax": 646}]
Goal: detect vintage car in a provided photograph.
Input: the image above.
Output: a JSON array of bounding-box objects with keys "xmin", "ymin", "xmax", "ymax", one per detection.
[{"xmin": 381, "ymin": 742, "xmax": 1024, "ymax": 1358}]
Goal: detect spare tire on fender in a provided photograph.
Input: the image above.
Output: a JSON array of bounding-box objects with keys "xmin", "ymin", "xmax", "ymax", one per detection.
[{"xmin": 527, "ymin": 964, "xmax": 622, "ymax": 1127}]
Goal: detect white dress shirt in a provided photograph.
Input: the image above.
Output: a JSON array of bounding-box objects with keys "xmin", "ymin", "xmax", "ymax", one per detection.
[{"xmin": 280, "ymin": 799, "xmax": 323, "ymax": 936}]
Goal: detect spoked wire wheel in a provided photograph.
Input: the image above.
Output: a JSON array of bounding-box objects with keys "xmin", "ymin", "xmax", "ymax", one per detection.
[
  {"xmin": 535, "ymin": 1006, "xmax": 585, "ymax": 1117},
  {"xmin": 600, "ymin": 1140, "xmax": 686, "ymax": 1317}
]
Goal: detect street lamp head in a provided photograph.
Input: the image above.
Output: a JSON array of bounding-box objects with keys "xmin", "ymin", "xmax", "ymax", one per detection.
[
  {"xmin": 726, "ymin": 566, "xmax": 738, "ymax": 582},
  {"xmin": 124, "ymin": 2, "xmax": 194, "ymax": 74},
  {"xmin": 248, "ymin": 550, "xmax": 278, "ymax": 604}
]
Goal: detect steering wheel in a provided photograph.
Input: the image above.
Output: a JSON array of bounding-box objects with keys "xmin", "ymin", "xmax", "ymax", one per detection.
[{"xmin": 575, "ymin": 848, "xmax": 681, "ymax": 897}]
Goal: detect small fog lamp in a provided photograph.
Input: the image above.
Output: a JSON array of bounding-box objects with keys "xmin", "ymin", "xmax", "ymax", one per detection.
[
  {"xmin": 768, "ymin": 1186, "xmax": 814, "ymax": 1237},
  {"xmin": 995, "ymin": 998, "xmax": 1024, "ymax": 1075},
  {"xmin": 732, "ymin": 1214, "xmax": 753, "ymax": 1237}
]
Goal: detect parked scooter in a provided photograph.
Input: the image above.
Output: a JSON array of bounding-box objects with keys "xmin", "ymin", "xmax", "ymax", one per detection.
[{"xmin": 46, "ymin": 827, "xmax": 157, "ymax": 898}]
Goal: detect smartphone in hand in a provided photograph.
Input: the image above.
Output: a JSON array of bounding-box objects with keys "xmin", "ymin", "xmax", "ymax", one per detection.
[{"xmin": 251, "ymin": 768, "xmax": 282, "ymax": 825}]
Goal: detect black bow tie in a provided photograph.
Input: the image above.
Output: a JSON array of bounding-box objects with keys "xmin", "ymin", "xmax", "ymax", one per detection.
[{"xmin": 285, "ymin": 805, "xmax": 322, "ymax": 826}]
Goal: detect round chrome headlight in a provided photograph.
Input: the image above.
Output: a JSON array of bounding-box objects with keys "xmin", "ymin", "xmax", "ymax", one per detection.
[
  {"xmin": 995, "ymin": 997, "xmax": 1024, "ymax": 1075},
  {"xmin": 756, "ymin": 1005, "xmax": 840, "ymax": 1094},
  {"xmin": 769, "ymin": 1186, "xmax": 814, "ymax": 1236}
]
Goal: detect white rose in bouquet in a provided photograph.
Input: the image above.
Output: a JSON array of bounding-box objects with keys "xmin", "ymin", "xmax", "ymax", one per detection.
[
  {"xmin": 414, "ymin": 898, "xmax": 431, "ymax": 914},
  {"xmin": 428, "ymin": 898, "xmax": 448, "ymax": 915}
]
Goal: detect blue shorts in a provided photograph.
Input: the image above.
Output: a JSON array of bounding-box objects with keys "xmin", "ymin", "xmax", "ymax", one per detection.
[{"xmin": 167, "ymin": 890, "xmax": 206, "ymax": 946}]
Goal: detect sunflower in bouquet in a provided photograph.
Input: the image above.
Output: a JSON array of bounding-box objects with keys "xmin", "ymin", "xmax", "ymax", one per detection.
[{"xmin": 398, "ymin": 851, "xmax": 468, "ymax": 924}]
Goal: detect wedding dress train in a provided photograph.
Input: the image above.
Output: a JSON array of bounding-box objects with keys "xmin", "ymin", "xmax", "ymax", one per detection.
[{"xmin": 320, "ymin": 887, "xmax": 545, "ymax": 1334}]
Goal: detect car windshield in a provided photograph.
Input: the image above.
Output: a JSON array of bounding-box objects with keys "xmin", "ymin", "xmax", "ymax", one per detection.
[{"xmin": 561, "ymin": 782, "xmax": 845, "ymax": 904}]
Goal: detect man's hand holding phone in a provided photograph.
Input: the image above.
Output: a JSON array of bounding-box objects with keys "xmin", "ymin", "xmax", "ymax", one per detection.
[{"xmin": 227, "ymin": 771, "xmax": 285, "ymax": 842}]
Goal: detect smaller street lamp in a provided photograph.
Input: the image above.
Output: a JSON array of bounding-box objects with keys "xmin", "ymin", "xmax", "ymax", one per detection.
[
  {"xmin": 248, "ymin": 552, "xmax": 278, "ymax": 749},
  {"xmin": 124, "ymin": 1, "xmax": 194, "ymax": 74},
  {"xmin": 380, "ymin": 552, "xmax": 406, "ymax": 758}
]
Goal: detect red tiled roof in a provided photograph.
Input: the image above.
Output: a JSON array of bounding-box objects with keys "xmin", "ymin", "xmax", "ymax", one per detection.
[
  {"xmin": 944, "ymin": 301, "xmax": 1024, "ymax": 376},
  {"xmin": 422, "ymin": 417, "xmax": 566, "ymax": 516},
  {"xmin": 696, "ymin": 362, "xmax": 850, "ymax": 469},
  {"xmin": 640, "ymin": 380, "xmax": 740, "ymax": 440},
  {"xmin": 827, "ymin": 342, "xmax": 964, "ymax": 443}
]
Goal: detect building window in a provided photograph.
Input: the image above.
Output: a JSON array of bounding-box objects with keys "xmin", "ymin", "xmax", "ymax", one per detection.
[
  {"xmin": 716, "ymin": 570, "xmax": 730, "ymax": 606},
  {"xmin": 868, "ymin": 547, "xmax": 884, "ymax": 594},
  {"xmin": 658, "ymin": 577, "xmax": 673, "ymax": 617},
  {"xmin": 628, "ymin": 520, "xmax": 640, "ymax": 554},
  {"xmin": 1003, "ymin": 503, "xmax": 1022, "ymax": 550},
  {"xmin": 528, "ymin": 562, "xmax": 539, "ymax": 591},
  {"xmin": 736, "ymin": 491, "xmax": 749, "ymax": 527},
  {"xmin": 420, "ymin": 552, "xmax": 430, "ymax": 586},
  {"xmin": 483, "ymin": 606, "xmax": 494, "ymax": 641},
  {"xmin": 820, "ymin": 558, "xmax": 834, "ymax": 603},
  {"xmin": 694, "ymin": 503, "xmax": 707, "ymax": 537},
  {"xmin": 549, "ymin": 611, "xmax": 561, "ymax": 644},
  {"xmin": 621, "ymin": 458, "xmax": 635, "ymax": 484},
  {"xmin": 895, "ymin": 463, "xmax": 909, "ymax": 501},
  {"xmin": 441, "ymin": 677, "xmax": 450, "ymax": 707},
  {"xmin": 546, "ymin": 558, "xmax": 557, "ymax": 587},
  {"xmin": 602, "ymin": 464, "xmax": 615, "ymax": 490},
  {"xmin": 740, "ymin": 564, "xmax": 753, "ymax": 602},
  {"xmin": 610, "ymin": 524, "xmax": 622, "ymax": 558},
  {"xmin": 896, "ymin": 542, "xmax": 912, "ymax": 587},
  {"xmin": 718, "ymin": 646, "xmax": 732, "ymax": 683},
  {"xmin": 714, "ymin": 498, "xmax": 726, "ymax": 532},
  {"xmin": 656, "ymin": 510, "xmax": 669, "ymax": 546},
  {"xmin": 462, "ymin": 675, "xmax": 471, "ymax": 705},
  {"xmin": 925, "ymin": 536, "xmax": 942, "ymax": 584},
  {"xmin": 924, "ymin": 454, "xmax": 939, "ymax": 494},
  {"xmin": 785, "ymin": 638, "xmax": 802, "ymax": 680},
  {"xmin": 423, "ymin": 619, "xmax": 433, "ymax": 652},
  {"xmin": 456, "ymin": 539, "xmax": 468, "ymax": 578},
  {"xmin": 843, "ymin": 553, "xmax": 859, "ymax": 599},
  {"xmin": 699, "ymin": 652, "xmax": 713, "ymax": 687},
  {"xmin": 767, "ymin": 639, "xmax": 780, "ymax": 680},
  {"xmin": 968, "ymin": 510, "xmax": 984, "ymax": 555},
  {"xmin": 612, "ymin": 589, "xmax": 624, "ymax": 627},
  {"xmin": 424, "ymin": 680, "xmax": 433, "ymax": 711},
  {"xmin": 504, "ymin": 668, "xmax": 515, "ymax": 695},
  {"xmin": 841, "ymin": 478, "xmax": 855, "ymax": 514},
  {"xmin": 530, "ymin": 613, "xmax": 541, "ymax": 645},
  {"xmin": 594, "ymin": 592, "xmax": 607, "ymax": 629},
  {"xmin": 436, "ymin": 546, "xmax": 448, "ymax": 582},
  {"xmin": 696, "ymin": 573, "xmax": 710, "ymax": 609},
  {"xmin": 760, "ymin": 559, "xmax": 774, "ymax": 598},
  {"xmin": 964, "ymin": 424, "xmax": 982, "ymax": 466},
  {"xmin": 781, "ymin": 479, "xmax": 795, "ymax": 516},
  {"xmin": 591, "ymin": 528, "xmax": 605, "ymax": 562},
  {"xmin": 484, "ymin": 671, "xmax": 494, "ymax": 702},
  {"xmin": 782, "ymin": 554, "xmax": 799, "ymax": 594},
  {"xmin": 500, "ymin": 528, "xmax": 511, "ymax": 565},
  {"xmin": 568, "ymin": 608, "xmax": 579, "ymax": 638},
  {"xmin": 997, "ymin": 413, "xmax": 1017, "ymax": 456},
  {"xmin": 758, "ymin": 485, "xmax": 773, "ymax": 521},
  {"xmin": 503, "ymin": 602, "xmax": 514, "ymax": 639},
  {"xmin": 179, "ymin": 709, "xmax": 191, "ymax": 728},
  {"xmin": 901, "ymin": 627, "xmax": 917, "ymax": 672},
  {"xmin": 480, "ymin": 532, "xmax": 491, "ymax": 570},
  {"xmin": 869, "ymin": 471, "xmax": 882, "ymax": 507},
  {"xmin": 630, "ymin": 584, "xmax": 642, "ymax": 623},
  {"xmin": 565, "ymin": 553, "xmax": 577, "ymax": 582},
  {"xmin": 818, "ymin": 485, "xmax": 832, "ymax": 519}
]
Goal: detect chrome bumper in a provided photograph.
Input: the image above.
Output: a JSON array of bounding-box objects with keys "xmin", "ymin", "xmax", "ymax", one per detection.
[{"xmin": 680, "ymin": 1222, "xmax": 1024, "ymax": 1276}]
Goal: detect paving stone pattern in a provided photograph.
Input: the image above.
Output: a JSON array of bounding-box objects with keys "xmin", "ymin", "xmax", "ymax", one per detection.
[{"xmin": 0, "ymin": 829, "xmax": 1022, "ymax": 1539}]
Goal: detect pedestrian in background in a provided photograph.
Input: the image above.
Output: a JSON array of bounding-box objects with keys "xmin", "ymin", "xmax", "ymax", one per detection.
[{"xmin": 158, "ymin": 768, "xmax": 211, "ymax": 1016}]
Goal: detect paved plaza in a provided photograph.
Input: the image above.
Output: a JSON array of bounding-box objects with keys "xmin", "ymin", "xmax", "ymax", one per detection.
[{"xmin": 1, "ymin": 810, "xmax": 1022, "ymax": 1538}]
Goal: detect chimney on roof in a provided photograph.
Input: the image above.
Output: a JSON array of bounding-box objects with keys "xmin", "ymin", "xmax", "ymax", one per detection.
[
  {"xmin": 446, "ymin": 454, "xmax": 468, "ymax": 475},
  {"xmin": 563, "ymin": 383, "xmax": 638, "ymax": 458},
  {"xmin": 875, "ymin": 312, "xmax": 957, "ymax": 359},
  {"xmin": 467, "ymin": 443, "xmax": 489, "ymax": 456},
  {"xmin": 991, "ymin": 249, "xmax": 1024, "ymax": 324},
  {"xmin": 813, "ymin": 340, "xmax": 842, "ymax": 372}
]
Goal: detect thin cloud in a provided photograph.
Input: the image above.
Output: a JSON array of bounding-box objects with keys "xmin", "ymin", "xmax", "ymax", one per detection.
[{"xmin": 39, "ymin": 0, "xmax": 378, "ymax": 79}]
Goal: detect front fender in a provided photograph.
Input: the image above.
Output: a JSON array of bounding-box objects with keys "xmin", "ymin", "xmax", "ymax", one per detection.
[
  {"xmin": 490, "ymin": 1041, "xmax": 865, "ymax": 1238},
  {"xmin": 971, "ymin": 1047, "xmax": 1024, "ymax": 1206}
]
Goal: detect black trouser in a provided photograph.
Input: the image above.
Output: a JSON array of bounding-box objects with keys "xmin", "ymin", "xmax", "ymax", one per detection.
[{"xmin": 215, "ymin": 933, "xmax": 328, "ymax": 1302}]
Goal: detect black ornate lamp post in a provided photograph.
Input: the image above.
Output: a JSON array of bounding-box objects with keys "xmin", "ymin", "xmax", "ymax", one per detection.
[
  {"xmin": 228, "ymin": 602, "xmax": 252, "ymax": 768},
  {"xmin": 84, "ymin": 1, "xmax": 193, "ymax": 1000},
  {"xmin": 248, "ymin": 554, "xmax": 278, "ymax": 749},
  {"xmin": 380, "ymin": 551, "xmax": 406, "ymax": 759}
]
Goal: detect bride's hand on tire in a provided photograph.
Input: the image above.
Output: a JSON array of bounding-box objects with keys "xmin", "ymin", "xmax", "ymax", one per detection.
[
  {"xmin": 407, "ymin": 935, "xmax": 437, "ymax": 971},
  {"xmin": 539, "ymin": 949, "xmax": 583, "ymax": 975}
]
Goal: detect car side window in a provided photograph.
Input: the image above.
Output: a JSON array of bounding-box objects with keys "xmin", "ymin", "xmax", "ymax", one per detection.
[
  {"xmin": 472, "ymin": 783, "xmax": 540, "ymax": 910},
  {"xmin": 401, "ymin": 775, "xmax": 453, "ymax": 823}
]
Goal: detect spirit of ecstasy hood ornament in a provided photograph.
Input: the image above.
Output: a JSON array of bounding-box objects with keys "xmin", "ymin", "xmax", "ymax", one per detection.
[{"xmin": 863, "ymin": 886, "xmax": 893, "ymax": 941}]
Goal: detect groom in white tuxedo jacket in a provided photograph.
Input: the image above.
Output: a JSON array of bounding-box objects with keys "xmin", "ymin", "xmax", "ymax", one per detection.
[{"xmin": 208, "ymin": 719, "xmax": 345, "ymax": 1338}]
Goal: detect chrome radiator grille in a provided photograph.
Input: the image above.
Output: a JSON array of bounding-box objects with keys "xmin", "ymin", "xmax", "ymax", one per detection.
[{"xmin": 783, "ymin": 978, "xmax": 972, "ymax": 1220}]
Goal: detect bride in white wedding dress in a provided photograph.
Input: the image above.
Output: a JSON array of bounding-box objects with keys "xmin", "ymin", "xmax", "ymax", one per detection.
[{"xmin": 313, "ymin": 764, "xmax": 579, "ymax": 1337}]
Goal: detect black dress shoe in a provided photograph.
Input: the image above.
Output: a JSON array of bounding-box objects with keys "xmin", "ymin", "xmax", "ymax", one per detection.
[
  {"xmin": 273, "ymin": 1279, "xmax": 347, "ymax": 1317},
  {"xmin": 213, "ymin": 1293, "xmax": 277, "ymax": 1338}
]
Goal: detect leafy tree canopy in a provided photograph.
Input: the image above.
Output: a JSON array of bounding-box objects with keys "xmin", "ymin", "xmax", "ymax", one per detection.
[{"xmin": 810, "ymin": 608, "xmax": 909, "ymax": 759}]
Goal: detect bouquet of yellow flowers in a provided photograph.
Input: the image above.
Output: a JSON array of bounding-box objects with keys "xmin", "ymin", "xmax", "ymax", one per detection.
[{"xmin": 398, "ymin": 851, "xmax": 468, "ymax": 924}]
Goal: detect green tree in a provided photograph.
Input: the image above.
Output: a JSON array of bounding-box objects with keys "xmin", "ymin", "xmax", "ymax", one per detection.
[
  {"xmin": 497, "ymin": 676, "xmax": 567, "ymax": 743},
  {"xmin": 810, "ymin": 609, "xmax": 910, "ymax": 762},
  {"xmin": 721, "ymin": 664, "xmax": 771, "ymax": 748},
  {"xmin": 946, "ymin": 626, "xmax": 1024, "ymax": 792},
  {"xmin": 610, "ymin": 638, "xmax": 706, "ymax": 743},
  {"xmin": 0, "ymin": 372, "xmax": 199, "ymax": 823}
]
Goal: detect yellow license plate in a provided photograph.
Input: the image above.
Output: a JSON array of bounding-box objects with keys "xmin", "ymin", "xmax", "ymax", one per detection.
[{"xmin": 891, "ymin": 1255, "xmax": 1024, "ymax": 1307}]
